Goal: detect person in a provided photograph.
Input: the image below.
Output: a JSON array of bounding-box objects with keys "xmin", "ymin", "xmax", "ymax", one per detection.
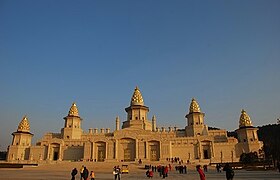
[
  {"xmin": 146, "ymin": 168, "xmax": 153, "ymax": 178},
  {"xmin": 113, "ymin": 166, "xmax": 121, "ymax": 180},
  {"xmin": 80, "ymin": 165, "xmax": 84, "ymax": 180},
  {"xmin": 216, "ymin": 164, "xmax": 219, "ymax": 173},
  {"xmin": 196, "ymin": 165, "xmax": 206, "ymax": 180},
  {"xmin": 223, "ymin": 163, "xmax": 234, "ymax": 180},
  {"xmin": 203, "ymin": 165, "xmax": 208, "ymax": 172},
  {"xmin": 163, "ymin": 166, "xmax": 168, "ymax": 178},
  {"xmin": 90, "ymin": 170, "xmax": 95, "ymax": 180},
  {"xmin": 277, "ymin": 161, "xmax": 280, "ymax": 173},
  {"xmin": 83, "ymin": 166, "xmax": 89, "ymax": 180},
  {"xmin": 183, "ymin": 165, "xmax": 187, "ymax": 174},
  {"xmin": 71, "ymin": 168, "xmax": 78, "ymax": 180}
]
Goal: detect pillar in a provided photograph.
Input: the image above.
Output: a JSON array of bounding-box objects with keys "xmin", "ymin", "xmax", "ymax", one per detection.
[
  {"xmin": 58, "ymin": 145, "xmax": 62, "ymax": 161},
  {"xmin": 91, "ymin": 142, "xmax": 95, "ymax": 161},
  {"xmin": 145, "ymin": 141, "xmax": 149, "ymax": 159},
  {"xmin": 135, "ymin": 139, "xmax": 139, "ymax": 160},
  {"xmin": 115, "ymin": 140, "xmax": 118, "ymax": 160}
]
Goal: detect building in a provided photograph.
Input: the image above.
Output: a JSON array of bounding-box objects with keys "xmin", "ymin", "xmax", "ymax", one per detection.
[{"xmin": 7, "ymin": 87, "xmax": 263, "ymax": 163}]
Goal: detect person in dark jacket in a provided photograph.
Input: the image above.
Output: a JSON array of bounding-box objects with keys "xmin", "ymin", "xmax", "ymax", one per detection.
[
  {"xmin": 83, "ymin": 166, "xmax": 89, "ymax": 180},
  {"xmin": 223, "ymin": 163, "xmax": 234, "ymax": 180},
  {"xmin": 71, "ymin": 168, "xmax": 78, "ymax": 180}
]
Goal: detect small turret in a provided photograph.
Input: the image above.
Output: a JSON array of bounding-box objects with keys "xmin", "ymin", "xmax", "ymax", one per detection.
[
  {"xmin": 152, "ymin": 115, "xmax": 157, "ymax": 132},
  {"xmin": 116, "ymin": 116, "xmax": 120, "ymax": 131},
  {"xmin": 236, "ymin": 109, "xmax": 263, "ymax": 156},
  {"xmin": 7, "ymin": 115, "xmax": 34, "ymax": 161}
]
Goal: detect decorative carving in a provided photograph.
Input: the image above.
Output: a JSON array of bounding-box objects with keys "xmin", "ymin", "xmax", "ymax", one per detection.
[
  {"xmin": 68, "ymin": 102, "xmax": 79, "ymax": 116},
  {"xmin": 189, "ymin": 98, "xmax": 201, "ymax": 113},
  {"xmin": 239, "ymin": 109, "xmax": 253, "ymax": 127},
  {"xmin": 17, "ymin": 115, "xmax": 30, "ymax": 132},
  {"xmin": 131, "ymin": 86, "xmax": 144, "ymax": 105}
]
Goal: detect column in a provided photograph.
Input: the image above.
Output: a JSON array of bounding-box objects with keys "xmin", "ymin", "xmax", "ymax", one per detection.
[
  {"xmin": 135, "ymin": 139, "xmax": 139, "ymax": 160},
  {"xmin": 145, "ymin": 141, "xmax": 149, "ymax": 160},
  {"xmin": 115, "ymin": 140, "xmax": 118, "ymax": 160},
  {"xmin": 169, "ymin": 141, "xmax": 172, "ymax": 158},
  {"xmin": 58, "ymin": 144, "xmax": 62, "ymax": 161},
  {"xmin": 211, "ymin": 141, "xmax": 215, "ymax": 158},
  {"xmin": 91, "ymin": 142, "xmax": 95, "ymax": 161},
  {"xmin": 47, "ymin": 144, "xmax": 51, "ymax": 160}
]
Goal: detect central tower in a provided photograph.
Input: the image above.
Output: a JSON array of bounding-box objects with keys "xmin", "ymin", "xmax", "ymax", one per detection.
[
  {"xmin": 122, "ymin": 86, "xmax": 152, "ymax": 130},
  {"xmin": 185, "ymin": 98, "xmax": 208, "ymax": 136},
  {"xmin": 61, "ymin": 102, "xmax": 83, "ymax": 139}
]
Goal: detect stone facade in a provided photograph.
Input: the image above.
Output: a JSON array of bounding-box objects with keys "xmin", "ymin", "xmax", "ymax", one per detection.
[{"xmin": 7, "ymin": 87, "xmax": 263, "ymax": 163}]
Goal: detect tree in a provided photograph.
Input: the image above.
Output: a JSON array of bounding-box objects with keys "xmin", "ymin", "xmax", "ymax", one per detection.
[{"xmin": 240, "ymin": 152, "xmax": 258, "ymax": 164}]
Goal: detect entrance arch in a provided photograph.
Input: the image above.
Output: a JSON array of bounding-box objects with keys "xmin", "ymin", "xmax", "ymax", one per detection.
[
  {"xmin": 149, "ymin": 141, "xmax": 160, "ymax": 161},
  {"xmin": 119, "ymin": 138, "xmax": 136, "ymax": 162},
  {"xmin": 95, "ymin": 141, "xmax": 106, "ymax": 162},
  {"xmin": 201, "ymin": 141, "xmax": 211, "ymax": 159},
  {"xmin": 50, "ymin": 143, "xmax": 60, "ymax": 161}
]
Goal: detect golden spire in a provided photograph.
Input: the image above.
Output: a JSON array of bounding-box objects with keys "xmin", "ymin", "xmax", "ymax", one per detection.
[
  {"xmin": 68, "ymin": 102, "xmax": 79, "ymax": 116},
  {"xmin": 17, "ymin": 115, "xmax": 30, "ymax": 132},
  {"xmin": 131, "ymin": 86, "xmax": 144, "ymax": 105},
  {"xmin": 189, "ymin": 98, "xmax": 201, "ymax": 113},
  {"xmin": 239, "ymin": 109, "xmax": 253, "ymax": 127}
]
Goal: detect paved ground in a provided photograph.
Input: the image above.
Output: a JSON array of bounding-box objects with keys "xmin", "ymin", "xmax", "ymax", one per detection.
[{"xmin": 0, "ymin": 162, "xmax": 279, "ymax": 180}]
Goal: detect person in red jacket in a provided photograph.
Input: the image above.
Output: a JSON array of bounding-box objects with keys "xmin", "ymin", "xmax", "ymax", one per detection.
[{"xmin": 196, "ymin": 165, "xmax": 206, "ymax": 180}]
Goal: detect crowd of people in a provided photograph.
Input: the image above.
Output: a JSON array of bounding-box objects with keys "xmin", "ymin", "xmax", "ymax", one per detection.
[
  {"xmin": 71, "ymin": 165, "xmax": 95, "ymax": 180},
  {"xmin": 70, "ymin": 160, "xmax": 238, "ymax": 180},
  {"xmin": 196, "ymin": 163, "xmax": 235, "ymax": 180}
]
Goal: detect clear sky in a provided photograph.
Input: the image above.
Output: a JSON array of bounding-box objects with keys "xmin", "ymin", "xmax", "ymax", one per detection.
[{"xmin": 0, "ymin": 0, "xmax": 279, "ymax": 151}]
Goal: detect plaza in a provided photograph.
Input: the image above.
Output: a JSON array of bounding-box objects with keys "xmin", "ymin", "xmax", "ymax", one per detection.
[{"xmin": 0, "ymin": 161, "xmax": 279, "ymax": 180}]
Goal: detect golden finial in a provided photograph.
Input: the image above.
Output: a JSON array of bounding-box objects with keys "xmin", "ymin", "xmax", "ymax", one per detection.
[
  {"xmin": 189, "ymin": 98, "xmax": 201, "ymax": 113},
  {"xmin": 17, "ymin": 115, "xmax": 31, "ymax": 132},
  {"xmin": 68, "ymin": 102, "xmax": 79, "ymax": 116},
  {"xmin": 239, "ymin": 109, "xmax": 253, "ymax": 127},
  {"xmin": 131, "ymin": 86, "xmax": 144, "ymax": 105}
]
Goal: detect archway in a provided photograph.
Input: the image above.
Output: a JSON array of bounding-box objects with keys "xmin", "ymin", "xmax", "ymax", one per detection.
[
  {"xmin": 201, "ymin": 141, "xmax": 211, "ymax": 159},
  {"xmin": 50, "ymin": 143, "xmax": 60, "ymax": 161},
  {"xmin": 120, "ymin": 138, "xmax": 136, "ymax": 162},
  {"xmin": 149, "ymin": 141, "xmax": 160, "ymax": 161},
  {"xmin": 95, "ymin": 141, "xmax": 106, "ymax": 162}
]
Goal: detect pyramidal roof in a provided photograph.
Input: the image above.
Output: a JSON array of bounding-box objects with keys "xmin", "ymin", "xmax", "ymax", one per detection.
[
  {"xmin": 189, "ymin": 98, "xmax": 201, "ymax": 113},
  {"xmin": 68, "ymin": 102, "xmax": 79, "ymax": 116},
  {"xmin": 131, "ymin": 86, "xmax": 144, "ymax": 106},
  {"xmin": 239, "ymin": 109, "xmax": 253, "ymax": 128},
  {"xmin": 17, "ymin": 115, "xmax": 30, "ymax": 132}
]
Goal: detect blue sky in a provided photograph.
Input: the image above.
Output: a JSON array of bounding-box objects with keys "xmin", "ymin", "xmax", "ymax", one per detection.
[{"xmin": 0, "ymin": 0, "xmax": 279, "ymax": 150}]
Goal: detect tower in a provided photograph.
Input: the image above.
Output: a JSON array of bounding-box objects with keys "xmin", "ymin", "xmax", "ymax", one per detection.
[
  {"xmin": 235, "ymin": 109, "xmax": 263, "ymax": 154},
  {"xmin": 7, "ymin": 115, "xmax": 33, "ymax": 161},
  {"xmin": 61, "ymin": 102, "xmax": 83, "ymax": 139},
  {"xmin": 122, "ymin": 86, "xmax": 152, "ymax": 130},
  {"xmin": 185, "ymin": 98, "xmax": 208, "ymax": 136}
]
